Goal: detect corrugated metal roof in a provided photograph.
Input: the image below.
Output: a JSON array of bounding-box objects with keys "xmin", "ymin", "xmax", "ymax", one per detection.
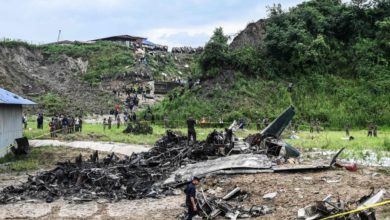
[{"xmin": 0, "ymin": 88, "xmax": 36, "ymax": 105}]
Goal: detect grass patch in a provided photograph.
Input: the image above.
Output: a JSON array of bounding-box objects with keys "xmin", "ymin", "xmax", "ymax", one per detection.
[
  {"xmin": 0, "ymin": 146, "xmax": 94, "ymax": 173},
  {"xmin": 23, "ymin": 117, "xmax": 390, "ymax": 152}
]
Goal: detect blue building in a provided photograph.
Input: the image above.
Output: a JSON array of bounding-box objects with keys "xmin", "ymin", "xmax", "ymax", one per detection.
[{"xmin": 0, "ymin": 88, "xmax": 35, "ymax": 157}]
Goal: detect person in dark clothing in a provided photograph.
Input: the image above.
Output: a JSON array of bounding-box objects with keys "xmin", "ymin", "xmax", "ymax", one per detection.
[
  {"xmin": 187, "ymin": 116, "xmax": 196, "ymax": 145},
  {"xmin": 345, "ymin": 123, "xmax": 351, "ymax": 137},
  {"xmin": 78, "ymin": 116, "xmax": 83, "ymax": 132},
  {"xmin": 368, "ymin": 123, "xmax": 373, "ymax": 137},
  {"xmin": 108, "ymin": 117, "xmax": 112, "ymax": 129},
  {"xmin": 262, "ymin": 117, "xmax": 269, "ymax": 128},
  {"xmin": 188, "ymin": 77, "xmax": 194, "ymax": 90},
  {"xmin": 131, "ymin": 112, "xmax": 137, "ymax": 122},
  {"xmin": 62, "ymin": 116, "xmax": 68, "ymax": 134},
  {"xmin": 184, "ymin": 177, "xmax": 200, "ymax": 220},
  {"xmin": 37, "ymin": 113, "xmax": 44, "ymax": 129},
  {"xmin": 239, "ymin": 118, "xmax": 244, "ymax": 129},
  {"xmin": 22, "ymin": 114, "xmax": 28, "ymax": 129},
  {"xmin": 49, "ymin": 118, "xmax": 57, "ymax": 138},
  {"xmin": 287, "ymin": 82, "xmax": 293, "ymax": 93},
  {"xmin": 373, "ymin": 124, "xmax": 378, "ymax": 137}
]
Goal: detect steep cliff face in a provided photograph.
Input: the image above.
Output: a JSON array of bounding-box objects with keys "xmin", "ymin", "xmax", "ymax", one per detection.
[
  {"xmin": 0, "ymin": 46, "xmax": 116, "ymax": 114},
  {"xmin": 230, "ymin": 19, "xmax": 267, "ymax": 50}
]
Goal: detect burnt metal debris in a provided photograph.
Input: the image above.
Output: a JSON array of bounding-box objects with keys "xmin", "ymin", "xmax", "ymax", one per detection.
[
  {"xmin": 0, "ymin": 130, "xmax": 232, "ymax": 203},
  {"xmin": 297, "ymin": 189, "xmax": 386, "ymax": 220},
  {"xmin": 11, "ymin": 137, "xmax": 30, "ymax": 156},
  {"xmin": 0, "ymin": 106, "xmax": 344, "ymax": 213},
  {"xmin": 123, "ymin": 122, "xmax": 153, "ymax": 135},
  {"xmin": 195, "ymin": 187, "xmax": 273, "ymax": 219}
]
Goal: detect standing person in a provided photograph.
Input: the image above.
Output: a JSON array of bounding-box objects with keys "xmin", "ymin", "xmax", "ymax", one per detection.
[
  {"xmin": 103, "ymin": 118, "xmax": 107, "ymax": 131},
  {"xmin": 188, "ymin": 77, "xmax": 194, "ymax": 90},
  {"xmin": 78, "ymin": 116, "xmax": 83, "ymax": 132},
  {"xmin": 49, "ymin": 118, "xmax": 57, "ymax": 138},
  {"xmin": 187, "ymin": 115, "xmax": 197, "ymax": 145},
  {"xmin": 131, "ymin": 112, "xmax": 137, "ymax": 122},
  {"xmin": 256, "ymin": 118, "xmax": 261, "ymax": 131},
  {"xmin": 124, "ymin": 114, "xmax": 129, "ymax": 124},
  {"xmin": 315, "ymin": 119, "xmax": 320, "ymax": 133},
  {"xmin": 68, "ymin": 116, "xmax": 74, "ymax": 133},
  {"xmin": 108, "ymin": 117, "xmax": 112, "ymax": 130},
  {"xmin": 239, "ymin": 118, "xmax": 244, "ymax": 130},
  {"xmin": 37, "ymin": 113, "xmax": 44, "ymax": 129},
  {"xmin": 345, "ymin": 123, "xmax": 351, "ymax": 137},
  {"xmin": 367, "ymin": 123, "xmax": 373, "ymax": 137},
  {"xmin": 309, "ymin": 120, "xmax": 314, "ymax": 133},
  {"xmin": 262, "ymin": 117, "xmax": 269, "ymax": 128},
  {"xmin": 117, "ymin": 116, "xmax": 121, "ymax": 129},
  {"xmin": 114, "ymin": 109, "xmax": 119, "ymax": 120},
  {"xmin": 75, "ymin": 117, "xmax": 80, "ymax": 132},
  {"xmin": 219, "ymin": 118, "xmax": 224, "ymax": 128},
  {"xmin": 22, "ymin": 114, "xmax": 28, "ymax": 129},
  {"xmin": 373, "ymin": 124, "xmax": 378, "ymax": 137},
  {"xmin": 184, "ymin": 177, "xmax": 200, "ymax": 220},
  {"xmin": 62, "ymin": 115, "xmax": 68, "ymax": 134}
]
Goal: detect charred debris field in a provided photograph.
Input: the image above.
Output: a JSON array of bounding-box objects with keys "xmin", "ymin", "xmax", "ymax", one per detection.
[{"xmin": 1, "ymin": 107, "xmax": 390, "ymax": 219}]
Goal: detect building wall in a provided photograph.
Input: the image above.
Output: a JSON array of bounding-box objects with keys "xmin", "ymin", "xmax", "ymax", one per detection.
[{"xmin": 0, "ymin": 104, "xmax": 23, "ymax": 157}]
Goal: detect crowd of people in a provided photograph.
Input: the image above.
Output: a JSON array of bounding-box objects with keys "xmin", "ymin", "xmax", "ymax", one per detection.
[{"xmin": 47, "ymin": 115, "xmax": 83, "ymax": 137}]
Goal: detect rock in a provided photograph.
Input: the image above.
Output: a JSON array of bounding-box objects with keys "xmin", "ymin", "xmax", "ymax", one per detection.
[
  {"xmin": 297, "ymin": 208, "xmax": 306, "ymax": 219},
  {"xmin": 263, "ymin": 192, "xmax": 277, "ymax": 200}
]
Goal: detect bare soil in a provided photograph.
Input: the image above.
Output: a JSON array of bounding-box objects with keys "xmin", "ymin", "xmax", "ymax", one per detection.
[{"xmin": 1, "ymin": 166, "xmax": 390, "ymax": 219}]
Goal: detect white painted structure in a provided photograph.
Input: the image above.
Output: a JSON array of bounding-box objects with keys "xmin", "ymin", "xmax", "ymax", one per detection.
[
  {"xmin": 0, "ymin": 88, "xmax": 35, "ymax": 157},
  {"xmin": 0, "ymin": 105, "xmax": 23, "ymax": 157}
]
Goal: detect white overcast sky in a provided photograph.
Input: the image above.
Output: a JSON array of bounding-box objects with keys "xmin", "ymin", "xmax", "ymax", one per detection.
[{"xmin": 0, "ymin": 0, "xmax": 305, "ymax": 47}]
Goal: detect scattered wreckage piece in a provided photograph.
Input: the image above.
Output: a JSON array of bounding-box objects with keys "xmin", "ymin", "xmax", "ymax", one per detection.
[
  {"xmin": 244, "ymin": 106, "xmax": 301, "ymax": 158},
  {"xmin": 0, "ymin": 106, "xmax": 348, "ymax": 205},
  {"xmin": 0, "ymin": 130, "xmax": 235, "ymax": 204},
  {"xmin": 123, "ymin": 122, "xmax": 153, "ymax": 134},
  {"xmin": 297, "ymin": 189, "xmax": 386, "ymax": 220},
  {"xmin": 164, "ymin": 148, "xmax": 345, "ymax": 187},
  {"xmin": 196, "ymin": 186, "xmax": 273, "ymax": 219},
  {"xmin": 163, "ymin": 154, "xmax": 273, "ymax": 186},
  {"xmin": 11, "ymin": 137, "xmax": 30, "ymax": 155}
]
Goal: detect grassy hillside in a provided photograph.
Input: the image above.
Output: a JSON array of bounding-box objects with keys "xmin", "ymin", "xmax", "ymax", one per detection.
[
  {"xmin": 152, "ymin": 0, "xmax": 390, "ymax": 129},
  {"xmin": 0, "ymin": 40, "xmax": 187, "ymax": 85},
  {"xmin": 0, "ymin": 40, "xmax": 193, "ymax": 115}
]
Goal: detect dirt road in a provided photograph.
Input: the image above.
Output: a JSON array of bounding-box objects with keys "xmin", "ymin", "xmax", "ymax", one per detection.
[
  {"xmin": 29, "ymin": 139, "xmax": 151, "ymax": 155},
  {"xmin": 1, "ymin": 166, "xmax": 390, "ymax": 219}
]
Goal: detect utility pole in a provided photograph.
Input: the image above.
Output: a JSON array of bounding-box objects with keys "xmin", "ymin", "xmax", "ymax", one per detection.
[{"xmin": 57, "ymin": 30, "xmax": 61, "ymax": 42}]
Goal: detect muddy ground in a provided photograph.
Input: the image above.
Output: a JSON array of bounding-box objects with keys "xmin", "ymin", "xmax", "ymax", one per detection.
[{"xmin": 1, "ymin": 165, "xmax": 390, "ymax": 219}]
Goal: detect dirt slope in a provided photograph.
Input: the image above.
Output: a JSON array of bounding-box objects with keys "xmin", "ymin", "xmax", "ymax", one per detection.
[
  {"xmin": 0, "ymin": 46, "xmax": 118, "ymax": 114},
  {"xmin": 230, "ymin": 19, "xmax": 267, "ymax": 49}
]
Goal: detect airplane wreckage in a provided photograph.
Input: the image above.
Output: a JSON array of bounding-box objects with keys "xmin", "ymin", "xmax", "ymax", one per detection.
[{"xmin": 2, "ymin": 106, "xmax": 381, "ymax": 219}]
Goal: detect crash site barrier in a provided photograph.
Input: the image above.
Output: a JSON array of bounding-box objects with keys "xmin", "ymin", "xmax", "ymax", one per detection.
[{"xmin": 321, "ymin": 199, "xmax": 390, "ymax": 220}]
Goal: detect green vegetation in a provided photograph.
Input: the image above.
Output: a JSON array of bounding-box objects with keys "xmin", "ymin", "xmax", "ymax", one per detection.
[
  {"xmin": 23, "ymin": 116, "xmax": 390, "ymax": 151},
  {"xmin": 0, "ymin": 146, "xmax": 93, "ymax": 173},
  {"xmin": 33, "ymin": 93, "xmax": 68, "ymax": 115},
  {"xmin": 0, "ymin": 38, "xmax": 38, "ymax": 49},
  {"xmin": 40, "ymin": 42, "xmax": 136, "ymax": 85},
  {"xmin": 198, "ymin": 27, "xmax": 230, "ymax": 79},
  {"xmin": 155, "ymin": 0, "xmax": 390, "ymax": 128},
  {"xmin": 1, "ymin": 40, "xmax": 185, "ymax": 85}
]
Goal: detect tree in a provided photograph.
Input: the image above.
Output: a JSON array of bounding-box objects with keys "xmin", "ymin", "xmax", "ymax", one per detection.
[{"xmin": 198, "ymin": 27, "xmax": 230, "ymax": 78}]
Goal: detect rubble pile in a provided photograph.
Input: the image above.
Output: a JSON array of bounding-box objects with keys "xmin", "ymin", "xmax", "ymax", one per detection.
[
  {"xmin": 0, "ymin": 130, "xmax": 232, "ymax": 204},
  {"xmin": 298, "ymin": 189, "xmax": 386, "ymax": 220},
  {"xmin": 196, "ymin": 187, "xmax": 273, "ymax": 219},
  {"xmin": 123, "ymin": 122, "xmax": 153, "ymax": 135}
]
